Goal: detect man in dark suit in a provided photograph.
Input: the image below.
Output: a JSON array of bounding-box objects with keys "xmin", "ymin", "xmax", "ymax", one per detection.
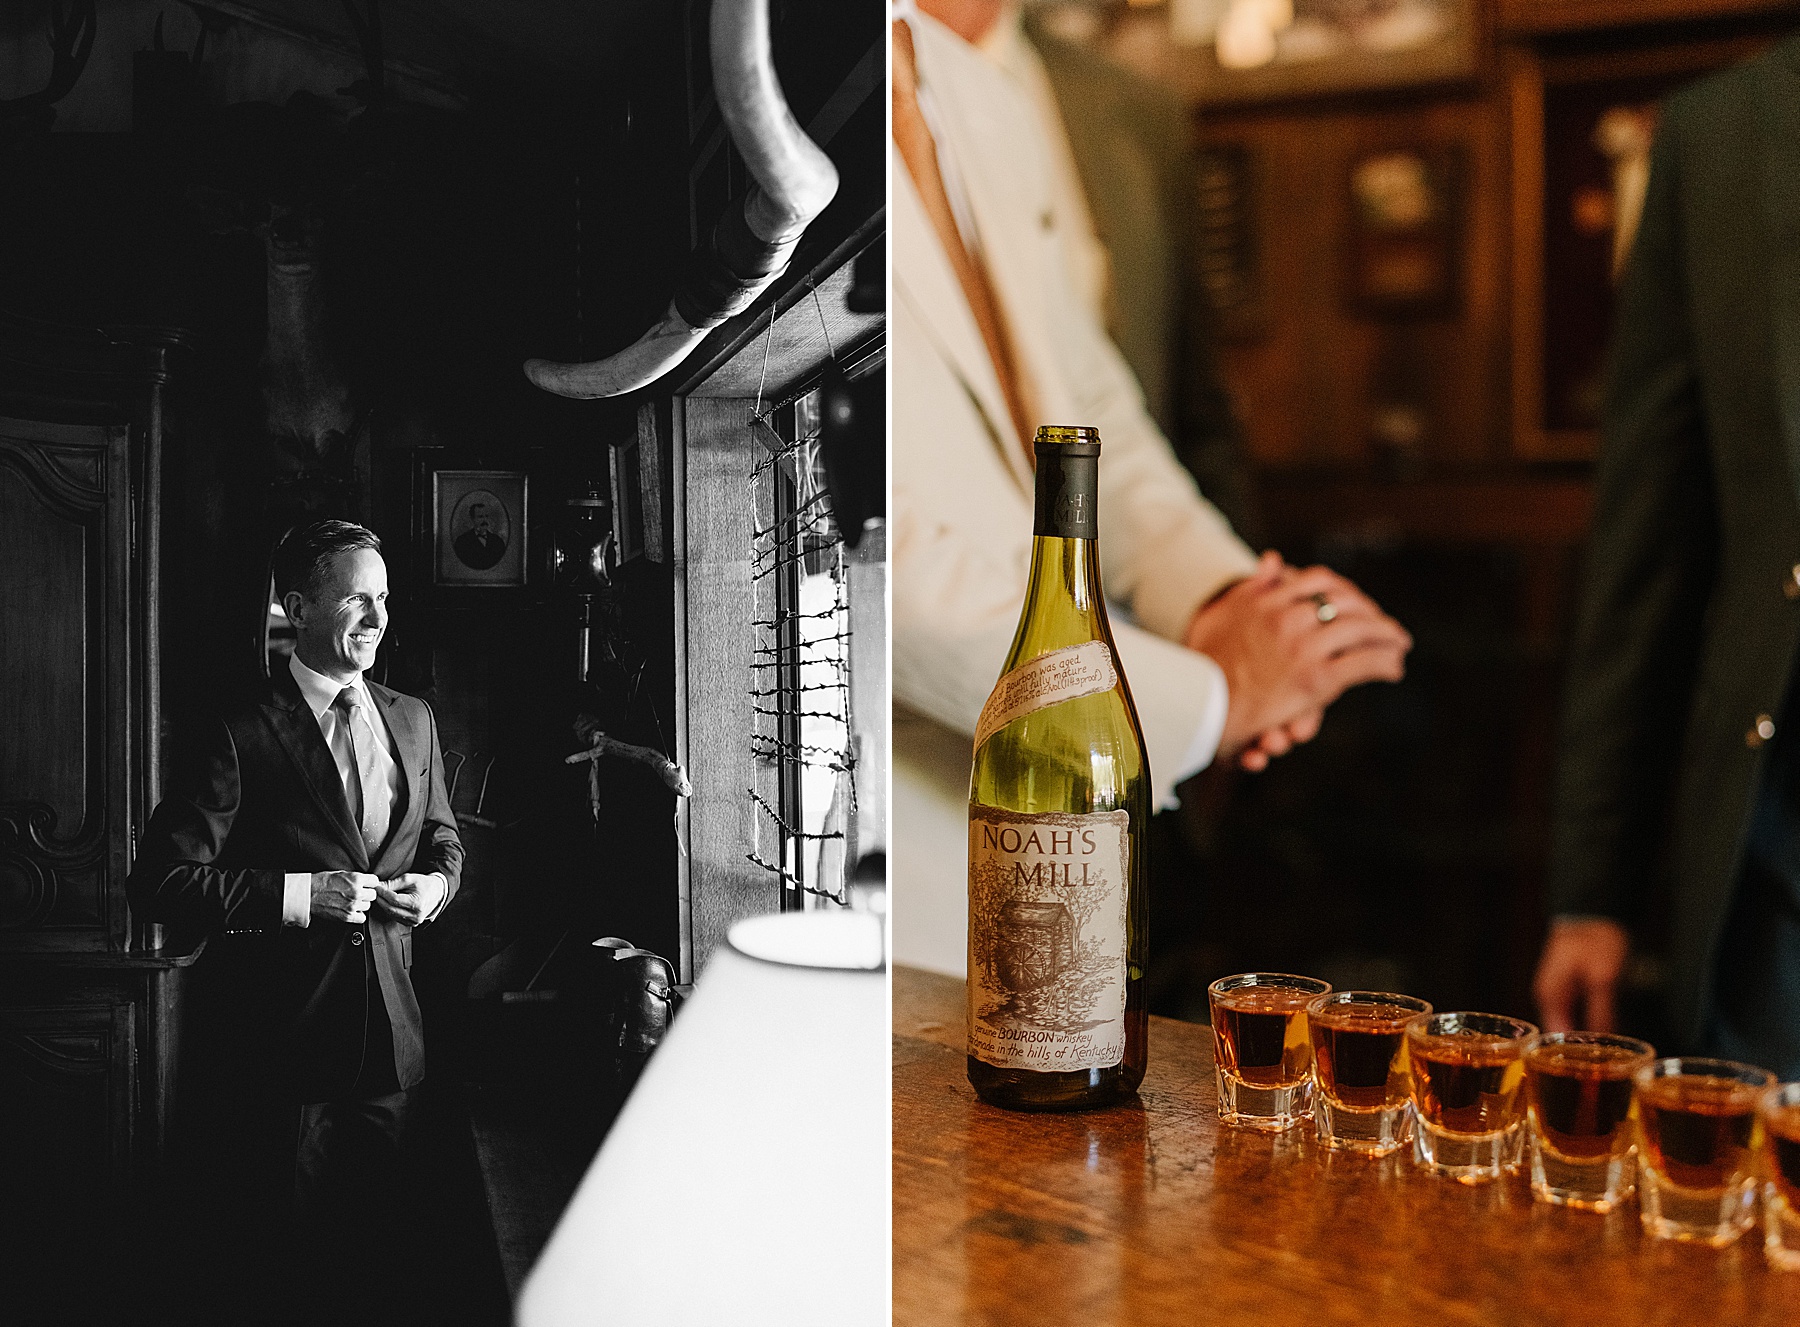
[
  {"xmin": 1535, "ymin": 36, "xmax": 1800, "ymax": 1078},
  {"xmin": 129, "ymin": 519, "xmax": 462, "ymax": 1305}
]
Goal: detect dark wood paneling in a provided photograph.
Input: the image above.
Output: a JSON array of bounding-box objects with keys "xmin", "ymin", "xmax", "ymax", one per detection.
[
  {"xmin": 1499, "ymin": 0, "xmax": 1796, "ymax": 35},
  {"xmin": 1261, "ymin": 471, "xmax": 1594, "ymax": 546},
  {"xmin": 1200, "ymin": 95, "xmax": 1510, "ymax": 470},
  {"xmin": 0, "ymin": 1001, "xmax": 134, "ymax": 1196},
  {"xmin": 0, "ymin": 416, "xmax": 132, "ymax": 951},
  {"xmin": 0, "ymin": 464, "xmax": 88, "ymax": 828}
]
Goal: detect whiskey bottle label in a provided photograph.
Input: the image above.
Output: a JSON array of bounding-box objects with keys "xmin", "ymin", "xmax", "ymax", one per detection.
[
  {"xmin": 967, "ymin": 806, "xmax": 1130, "ymax": 1073},
  {"xmin": 973, "ymin": 641, "xmax": 1117, "ymax": 749}
]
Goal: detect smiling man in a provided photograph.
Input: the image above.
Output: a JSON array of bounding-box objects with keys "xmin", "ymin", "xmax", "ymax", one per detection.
[{"xmin": 129, "ymin": 519, "xmax": 462, "ymax": 1314}]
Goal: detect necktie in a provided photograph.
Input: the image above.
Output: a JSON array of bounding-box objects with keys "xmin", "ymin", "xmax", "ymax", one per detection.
[
  {"xmin": 892, "ymin": 18, "xmax": 1039, "ymax": 465},
  {"xmin": 333, "ymin": 686, "xmax": 392, "ymax": 858}
]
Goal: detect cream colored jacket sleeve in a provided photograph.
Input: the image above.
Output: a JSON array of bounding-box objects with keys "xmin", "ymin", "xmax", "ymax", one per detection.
[{"xmin": 894, "ymin": 13, "xmax": 1259, "ymax": 808}]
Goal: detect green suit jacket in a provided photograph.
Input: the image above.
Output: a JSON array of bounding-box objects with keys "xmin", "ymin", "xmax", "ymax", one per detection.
[
  {"xmin": 1026, "ymin": 15, "xmax": 1265, "ymax": 548},
  {"xmin": 1550, "ymin": 34, "xmax": 1800, "ymax": 1049}
]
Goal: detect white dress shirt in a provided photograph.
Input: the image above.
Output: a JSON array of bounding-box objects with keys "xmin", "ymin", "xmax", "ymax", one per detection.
[{"xmin": 281, "ymin": 652, "xmax": 446, "ymax": 927}]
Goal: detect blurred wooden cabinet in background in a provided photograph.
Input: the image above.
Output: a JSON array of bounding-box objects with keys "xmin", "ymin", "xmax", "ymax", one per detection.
[
  {"xmin": 1047, "ymin": 0, "xmax": 1800, "ymax": 1023},
  {"xmin": 1159, "ymin": 0, "xmax": 1797, "ymax": 478}
]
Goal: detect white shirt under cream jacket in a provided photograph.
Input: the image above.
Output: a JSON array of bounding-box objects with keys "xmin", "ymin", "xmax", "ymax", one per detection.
[{"xmin": 893, "ymin": 11, "xmax": 1258, "ymax": 972}]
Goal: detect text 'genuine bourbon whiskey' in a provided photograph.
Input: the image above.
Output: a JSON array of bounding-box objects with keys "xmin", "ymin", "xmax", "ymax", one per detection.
[{"xmin": 967, "ymin": 428, "xmax": 1151, "ymax": 1112}]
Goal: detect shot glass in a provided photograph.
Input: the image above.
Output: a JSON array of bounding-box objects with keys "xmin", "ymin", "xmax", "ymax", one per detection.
[
  {"xmin": 1307, "ymin": 991, "xmax": 1432, "ymax": 1156},
  {"xmin": 1208, "ymin": 973, "xmax": 1331, "ymax": 1131},
  {"xmin": 1405, "ymin": 1011, "xmax": 1537, "ymax": 1183},
  {"xmin": 1633, "ymin": 1057, "xmax": 1773, "ymax": 1246},
  {"xmin": 1763, "ymin": 1082, "xmax": 1800, "ymax": 1270},
  {"xmin": 1522, "ymin": 1031, "xmax": 1655, "ymax": 1212}
]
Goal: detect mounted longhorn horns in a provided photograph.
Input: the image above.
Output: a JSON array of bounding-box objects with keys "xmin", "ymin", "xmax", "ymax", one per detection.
[
  {"xmin": 0, "ymin": 0, "xmax": 97, "ymax": 124},
  {"xmin": 523, "ymin": 0, "xmax": 840, "ymax": 400}
]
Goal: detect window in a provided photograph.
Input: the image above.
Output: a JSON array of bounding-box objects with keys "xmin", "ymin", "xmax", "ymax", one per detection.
[{"xmin": 748, "ymin": 387, "xmax": 855, "ymax": 909}]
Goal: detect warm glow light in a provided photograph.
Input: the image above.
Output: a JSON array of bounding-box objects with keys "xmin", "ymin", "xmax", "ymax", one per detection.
[{"xmin": 518, "ymin": 910, "xmax": 888, "ymax": 1326}]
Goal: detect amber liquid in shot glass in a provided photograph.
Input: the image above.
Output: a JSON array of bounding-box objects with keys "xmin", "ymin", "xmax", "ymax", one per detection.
[
  {"xmin": 1522, "ymin": 1033, "xmax": 1654, "ymax": 1212},
  {"xmin": 1633, "ymin": 1057, "xmax": 1772, "ymax": 1246},
  {"xmin": 1209, "ymin": 973, "xmax": 1330, "ymax": 1131},
  {"xmin": 1406, "ymin": 1012, "xmax": 1536, "ymax": 1183},
  {"xmin": 1308, "ymin": 992, "xmax": 1431, "ymax": 1156},
  {"xmin": 1763, "ymin": 1083, "xmax": 1800, "ymax": 1271}
]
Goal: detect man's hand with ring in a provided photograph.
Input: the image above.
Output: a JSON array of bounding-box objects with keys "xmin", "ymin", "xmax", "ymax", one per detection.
[
  {"xmin": 310, "ymin": 870, "xmax": 379, "ymax": 925},
  {"xmin": 374, "ymin": 873, "xmax": 446, "ymax": 927},
  {"xmin": 1187, "ymin": 552, "xmax": 1413, "ymax": 770}
]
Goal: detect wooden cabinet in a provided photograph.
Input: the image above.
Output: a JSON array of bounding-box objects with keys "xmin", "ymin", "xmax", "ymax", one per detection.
[
  {"xmin": 0, "ymin": 311, "xmax": 200, "ymax": 1293},
  {"xmin": 1, "ymin": 414, "xmax": 137, "ymax": 947}
]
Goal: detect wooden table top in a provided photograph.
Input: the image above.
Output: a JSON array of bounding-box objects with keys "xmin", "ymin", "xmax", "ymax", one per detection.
[{"xmin": 894, "ymin": 967, "xmax": 1795, "ymax": 1327}]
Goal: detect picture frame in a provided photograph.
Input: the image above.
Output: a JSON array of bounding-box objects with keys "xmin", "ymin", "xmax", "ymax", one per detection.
[
  {"xmin": 1068, "ymin": 0, "xmax": 1481, "ymax": 110},
  {"xmin": 431, "ymin": 468, "xmax": 529, "ymax": 589},
  {"xmin": 610, "ymin": 439, "xmax": 646, "ymax": 566},
  {"xmin": 1345, "ymin": 145, "xmax": 1461, "ymax": 318},
  {"xmin": 1193, "ymin": 144, "xmax": 1267, "ymax": 342}
]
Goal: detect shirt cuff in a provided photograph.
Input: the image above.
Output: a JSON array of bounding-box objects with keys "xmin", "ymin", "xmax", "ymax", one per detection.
[
  {"xmin": 421, "ymin": 873, "xmax": 449, "ymax": 924},
  {"xmin": 1171, "ymin": 653, "xmax": 1231, "ymax": 791},
  {"xmin": 282, "ymin": 873, "xmax": 311, "ymax": 928}
]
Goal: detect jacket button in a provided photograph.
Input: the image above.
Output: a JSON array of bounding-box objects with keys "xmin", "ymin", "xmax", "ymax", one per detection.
[
  {"xmin": 1748, "ymin": 714, "xmax": 1777, "ymax": 748},
  {"xmin": 350, "ymin": 931, "xmax": 365, "ymax": 946},
  {"xmin": 1786, "ymin": 565, "xmax": 1800, "ymax": 600}
]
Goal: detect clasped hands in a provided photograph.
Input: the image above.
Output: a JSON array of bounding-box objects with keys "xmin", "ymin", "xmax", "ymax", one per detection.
[
  {"xmin": 309, "ymin": 870, "xmax": 443, "ymax": 926},
  {"xmin": 1187, "ymin": 550, "xmax": 1413, "ymax": 773}
]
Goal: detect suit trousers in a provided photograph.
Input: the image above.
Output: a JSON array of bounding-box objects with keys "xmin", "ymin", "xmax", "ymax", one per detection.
[
  {"xmin": 291, "ymin": 1086, "xmax": 417, "ymax": 1326},
  {"xmin": 294, "ymin": 1087, "xmax": 414, "ymax": 1218}
]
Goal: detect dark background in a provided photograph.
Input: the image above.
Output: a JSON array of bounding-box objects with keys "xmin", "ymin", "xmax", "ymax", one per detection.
[
  {"xmin": 1097, "ymin": 0, "xmax": 1800, "ymax": 1040},
  {"xmin": 0, "ymin": 1, "xmax": 881, "ymax": 1322}
]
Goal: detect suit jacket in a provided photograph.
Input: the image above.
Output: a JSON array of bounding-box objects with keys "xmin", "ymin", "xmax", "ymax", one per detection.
[
  {"xmin": 129, "ymin": 665, "xmax": 463, "ymax": 1101},
  {"xmin": 1548, "ymin": 35, "xmax": 1800, "ymax": 1049},
  {"xmin": 892, "ymin": 12, "xmax": 1257, "ymax": 974}
]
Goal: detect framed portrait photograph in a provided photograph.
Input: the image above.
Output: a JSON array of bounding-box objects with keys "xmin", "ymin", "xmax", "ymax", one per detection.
[{"xmin": 433, "ymin": 469, "xmax": 529, "ymax": 588}]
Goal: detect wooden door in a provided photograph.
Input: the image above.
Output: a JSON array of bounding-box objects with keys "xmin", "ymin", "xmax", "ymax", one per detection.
[{"xmin": 0, "ymin": 416, "xmax": 134, "ymax": 953}]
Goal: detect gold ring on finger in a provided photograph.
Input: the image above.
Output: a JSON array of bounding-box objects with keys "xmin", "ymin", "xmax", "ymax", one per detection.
[{"xmin": 1311, "ymin": 592, "xmax": 1337, "ymax": 624}]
